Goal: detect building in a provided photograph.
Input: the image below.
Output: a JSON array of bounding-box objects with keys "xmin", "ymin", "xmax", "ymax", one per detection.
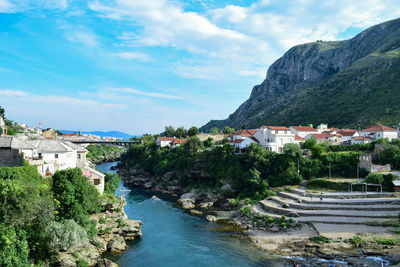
[
  {"xmin": 0, "ymin": 116, "xmax": 7, "ymax": 136},
  {"xmin": 290, "ymin": 126, "xmax": 318, "ymax": 138},
  {"xmin": 253, "ymin": 126, "xmax": 295, "ymax": 153},
  {"xmin": 337, "ymin": 129, "xmax": 359, "ymax": 144},
  {"xmin": 392, "ymin": 180, "xmax": 400, "ymax": 192},
  {"xmin": 228, "ymin": 129, "xmax": 258, "ymax": 141},
  {"xmin": 156, "ymin": 137, "xmax": 176, "ymax": 147},
  {"xmin": 294, "ymin": 135, "xmax": 304, "ymax": 145},
  {"xmin": 0, "ymin": 137, "xmax": 24, "ymax": 167},
  {"xmin": 305, "ymin": 133, "xmax": 341, "ymax": 144},
  {"xmin": 229, "ymin": 136, "xmax": 259, "ymax": 152},
  {"xmin": 169, "ymin": 139, "xmax": 187, "ymax": 149},
  {"xmin": 316, "ymin": 123, "xmax": 328, "ymax": 132},
  {"xmin": 359, "ymin": 123, "xmax": 398, "ymax": 141},
  {"xmin": 351, "ymin": 136, "xmax": 373, "ymax": 144}
]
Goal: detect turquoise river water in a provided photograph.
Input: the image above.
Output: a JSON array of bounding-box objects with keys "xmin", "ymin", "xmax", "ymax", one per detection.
[{"xmin": 97, "ymin": 162, "xmax": 390, "ymax": 267}]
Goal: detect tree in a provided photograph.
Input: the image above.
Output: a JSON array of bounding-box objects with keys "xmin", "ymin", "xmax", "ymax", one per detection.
[
  {"xmin": 210, "ymin": 127, "xmax": 220, "ymax": 135},
  {"xmin": 302, "ymin": 137, "xmax": 317, "ymax": 149},
  {"xmin": 203, "ymin": 137, "xmax": 213, "ymax": 148},
  {"xmin": 187, "ymin": 126, "xmax": 199, "ymax": 137},
  {"xmin": 283, "ymin": 143, "xmax": 302, "ymax": 158},
  {"xmin": 164, "ymin": 126, "xmax": 176, "ymax": 137},
  {"xmin": 184, "ymin": 136, "xmax": 202, "ymax": 154},
  {"xmin": 221, "ymin": 126, "xmax": 235, "ymax": 134},
  {"xmin": 52, "ymin": 168, "xmax": 100, "ymax": 226},
  {"xmin": 45, "ymin": 220, "xmax": 87, "ymax": 252},
  {"xmin": 104, "ymin": 173, "xmax": 122, "ymax": 195},
  {"xmin": 175, "ymin": 126, "xmax": 187, "ymax": 138},
  {"xmin": 0, "ymin": 224, "xmax": 29, "ymax": 266},
  {"xmin": 241, "ymin": 124, "xmax": 246, "ymax": 129},
  {"xmin": 311, "ymin": 144, "xmax": 324, "ymax": 159}
]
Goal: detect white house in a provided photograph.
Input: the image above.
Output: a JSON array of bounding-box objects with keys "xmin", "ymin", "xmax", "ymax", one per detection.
[
  {"xmin": 290, "ymin": 126, "xmax": 318, "ymax": 138},
  {"xmin": 294, "ymin": 135, "xmax": 304, "ymax": 145},
  {"xmin": 169, "ymin": 139, "xmax": 187, "ymax": 149},
  {"xmin": 253, "ymin": 126, "xmax": 295, "ymax": 153},
  {"xmin": 316, "ymin": 123, "xmax": 328, "ymax": 133},
  {"xmin": 337, "ymin": 129, "xmax": 359, "ymax": 144},
  {"xmin": 304, "ymin": 133, "xmax": 341, "ymax": 144},
  {"xmin": 351, "ymin": 136, "xmax": 374, "ymax": 144},
  {"xmin": 228, "ymin": 129, "xmax": 258, "ymax": 141},
  {"xmin": 230, "ymin": 136, "xmax": 259, "ymax": 152},
  {"xmin": 156, "ymin": 137, "xmax": 176, "ymax": 147},
  {"xmin": 359, "ymin": 123, "xmax": 398, "ymax": 141}
]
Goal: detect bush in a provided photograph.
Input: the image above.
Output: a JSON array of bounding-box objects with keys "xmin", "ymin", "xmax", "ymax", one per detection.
[
  {"xmin": 365, "ymin": 173, "xmax": 384, "ymax": 184},
  {"xmin": 309, "ymin": 235, "xmax": 331, "ymax": 243},
  {"xmin": 0, "ymin": 224, "xmax": 29, "ymax": 266},
  {"xmin": 104, "ymin": 173, "xmax": 122, "ymax": 195},
  {"xmin": 45, "ymin": 220, "xmax": 87, "ymax": 252},
  {"xmin": 307, "ymin": 179, "xmax": 349, "ymax": 191}
]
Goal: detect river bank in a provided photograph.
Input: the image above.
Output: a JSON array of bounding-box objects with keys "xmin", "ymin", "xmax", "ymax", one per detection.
[{"xmin": 118, "ymin": 165, "xmax": 399, "ymax": 266}]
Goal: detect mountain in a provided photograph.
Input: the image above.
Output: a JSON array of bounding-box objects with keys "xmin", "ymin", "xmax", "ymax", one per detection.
[
  {"xmin": 200, "ymin": 18, "xmax": 400, "ymax": 132},
  {"xmin": 60, "ymin": 130, "xmax": 137, "ymax": 140}
]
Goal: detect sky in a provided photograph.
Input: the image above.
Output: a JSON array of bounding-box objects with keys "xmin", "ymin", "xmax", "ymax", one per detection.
[{"xmin": 0, "ymin": 0, "xmax": 399, "ymax": 134}]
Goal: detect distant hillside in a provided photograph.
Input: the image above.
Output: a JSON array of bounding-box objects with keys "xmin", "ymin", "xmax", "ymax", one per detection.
[
  {"xmin": 60, "ymin": 130, "xmax": 138, "ymax": 140},
  {"xmin": 200, "ymin": 18, "xmax": 400, "ymax": 132}
]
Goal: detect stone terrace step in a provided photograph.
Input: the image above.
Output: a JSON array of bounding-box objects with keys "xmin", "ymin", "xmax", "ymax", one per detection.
[
  {"xmin": 252, "ymin": 205, "xmax": 392, "ymax": 225},
  {"xmin": 270, "ymin": 196, "xmax": 400, "ymax": 211},
  {"xmin": 259, "ymin": 200, "xmax": 399, "ymax": 219},
  {"xmin": 289, "ymin": 188, "xmax": 399, "ymax": 199},
  {"xmin": 277, "ymin": 191, "xmax": 400, "ymax": 205}
]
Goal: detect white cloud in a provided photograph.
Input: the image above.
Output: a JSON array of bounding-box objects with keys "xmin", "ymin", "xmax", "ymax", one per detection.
[
  {"xmin": 0, "ymin": 89, "xmax": 28, "ymax": 97},
  {"xmin": 112, "ymin": 52, "xmax": 151, "ymax": 62},
  {"xmin": 105, "ymin": 87, "xmax": 185, "ymax": 100},
  {"xmin": 65, "ymin": 30, "xmax": 98, "ymax": 47},
  {"xmin": 0, "ymin": 0, "xmax": 13, "ymax": 12}
]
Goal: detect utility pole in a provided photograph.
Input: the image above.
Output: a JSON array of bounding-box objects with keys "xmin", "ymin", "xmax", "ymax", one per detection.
[
  {"xmin": 329, "ymin": 162, "xmax": 331, "ymax": 179},
  {"xmin": 297, "ymin": 158, "xmax": 300, "ymax": 174}
]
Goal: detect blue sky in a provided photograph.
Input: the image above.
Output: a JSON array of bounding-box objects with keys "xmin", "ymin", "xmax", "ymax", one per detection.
[{"xmin": 0, "ymin": 0, "xmax": 399, "ymax": 134}]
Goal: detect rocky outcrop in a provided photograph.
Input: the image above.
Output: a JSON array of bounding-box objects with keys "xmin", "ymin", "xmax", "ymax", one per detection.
[
  {"xmin": 56, "ymin": 200, "xmax": 142, "ymax": 267},
  {"xmin": 200, "ymin": 18, "xmax": 400, "ymax": 131}
]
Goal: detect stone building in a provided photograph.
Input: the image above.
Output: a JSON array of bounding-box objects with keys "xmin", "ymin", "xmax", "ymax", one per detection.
[{"xmin": 0, "ymin": 116, "xmax": 7, "ymax": 136}]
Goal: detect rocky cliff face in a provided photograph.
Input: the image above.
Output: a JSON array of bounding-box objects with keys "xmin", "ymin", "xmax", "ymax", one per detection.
[{"xmin": 200, "ymin": 18, "xmax": 400, "ymax": 131}]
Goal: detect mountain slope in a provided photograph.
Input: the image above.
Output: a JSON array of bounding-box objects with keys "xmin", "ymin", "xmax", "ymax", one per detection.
[{"xmin": 200, "ymin": 18, "xmax": 400, "ymax": 132}]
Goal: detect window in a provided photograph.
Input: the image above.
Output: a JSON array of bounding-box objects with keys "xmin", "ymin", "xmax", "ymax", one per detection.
[
  {"xmin": 267, "ymin": 139, "xmax": 269, "ymax": 142},
  {"xmin": 93, "ymin": 179, "xmax": 100, "ymax": 185},
  {"xmin": 78, "ymin": 154, "xmax": 81, "ymax": 159},
  {"xmin": 55, "ymin": 154, "xmax": 58, "ymax": 159}
]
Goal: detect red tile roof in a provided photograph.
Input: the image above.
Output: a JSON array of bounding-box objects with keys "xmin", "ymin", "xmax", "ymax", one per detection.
[
  {"xmin": 249, "ymin": 136, "xmax": 260, "ymax": 143},
  {"xmin": 247, "ymin": 129, "xmax": 258, "ymax": 135},
  {"xmin": 295, "ymin": 135, "xmax": 304, "ymax": 140},
  {"xmin": 337, "ymin": 130, "xmax": 357, "ymax": 136},
  {"xmin": 171, "ymin": 139, "xmax": 187, "ymax": 145},
  {"xmin": 290, "ymin": 126, "xmax": 318, "ymax": 132},
  {"xmin": 230, "ymin": 139, "xmax": 245, "ymax": 143},
  {"xmin": 329, "ymin": 128, "xmax": 340, "ymax": 132},
  {"xmin": 157, "ymin": 137, "xmax": 176, "ymax": 141},
  {"xmin": 262, "ymin": 126, "xmax": 290, "ymax": 130},
  {"xmin": 233, "ymin": 129, "xmax": 258, "ymax": 137},
  {"xmin": 311, "ymin": 133, "xmax": 335, "ymax": 139},
  {"xmin": 360, "ymin": 123, "xmax": 397, "ymax": 132}
]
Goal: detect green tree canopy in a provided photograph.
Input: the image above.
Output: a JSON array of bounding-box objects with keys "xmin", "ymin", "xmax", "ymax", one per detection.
[
  {"xmin": 164, "ymin": 125, "xmax": 176, "ymax": 137},
  {"xmin": 221, "ymin": 126, "xmax": 235, "ymax": 134},
  {"xmin": 210, "ymin": 127, "xmax": 220, "ymax": 135},
  {"xmin": 175, "ymin": 126, "xmax": 187, "ymax": 138},
  {"xmin": 187, "ymin": 126, "xmax": 199, "ymax": 137}
]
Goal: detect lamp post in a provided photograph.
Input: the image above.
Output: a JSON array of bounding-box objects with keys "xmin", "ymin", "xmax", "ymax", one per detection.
[{"xmin": 297, "ymin": 158, "xmax": 300, "ymax": 174}]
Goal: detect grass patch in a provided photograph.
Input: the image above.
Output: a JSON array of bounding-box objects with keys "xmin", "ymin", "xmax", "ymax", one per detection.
[{"xmin": 309, "ymin": 235, "xmax": 331, "ymax": 243}]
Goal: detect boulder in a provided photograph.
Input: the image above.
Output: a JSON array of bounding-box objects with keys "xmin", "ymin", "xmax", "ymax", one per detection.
[
  {"xmin": 91, "ymin": 236, "xmax": 108, "ymax": 253},
  {"xmin": 178, "ymin": 192, "xmax": 197, "ymax": 209},
  {"xmin": 181, "ymin": 201, "xmax": 195, "ymax": 210},
  {"xmin": 57, "ymin": 253, "xmax": 76, "ymax": 267},
  {"xmin": 221, "ymin": 184, "xmax": 232, "ymax": 191},
  {"xmin": 108, "ymin": 236, "xmax": 127, "ymax": 254},
  {"xmin": 96, "ymin": 258, "xmax": 119, "ymax": 267},
  {"xmin": 162, "ymin": 171, "xmax": 175, "ymax": 181},
  {"xmin": 144, "ymin": 182, "xmax": 153, "ymax": 189},
  {"xmin": 198, "ymin": 202, "xmax": 214, "ymax": 209},
  {"xmin": 121, "ymin": 220, "xmax": 143, "ymax": 240},
  {"xmin": 206, "ymin": 215, "xmax": 217, "ymax": 222},
  {"xmin": 189, "ymin": 209, "xmax": 203, "ymax": 216}
]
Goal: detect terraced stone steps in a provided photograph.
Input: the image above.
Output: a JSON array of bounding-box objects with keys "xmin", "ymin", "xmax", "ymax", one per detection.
[
  {"xmin": 289, "ymin": 188, "xmax": 399, "ymax": 199},
  {"xmin": 270, "ymin": 196, "xmax": 400, "ymax": 211},
  {"xmin": 277, "ymin": 191, "xmax": 400, "ymax": 205},
  {"xmin": 259, "ymin": 200, "xmax": 398, "ymax": 218}
]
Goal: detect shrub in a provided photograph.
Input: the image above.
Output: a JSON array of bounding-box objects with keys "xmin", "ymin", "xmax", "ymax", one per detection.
[
  {"xmin": 0, "ymin": 224, "xmax": 29, "ymax": 266},
  {"xmin": 365, "ymin": 173, "xmax": 384, "ymax": 184},
  {"xmin": 309, "ymin": 235, "xmax": 331, "ymax": 243},
  {"xmin": 306, "ymin": 179, "xmax": 348, "ymax": 191},
  {"xmin": 45, "ymin": 220, "xmax": 87, "ymax": 252},
  {"xmin": 76, "ymin": 258, "xmax": 89, "ymax": 267},
  {"xmin": 104, "ymin": 173, "xmax": 122, "ymax": 195}
]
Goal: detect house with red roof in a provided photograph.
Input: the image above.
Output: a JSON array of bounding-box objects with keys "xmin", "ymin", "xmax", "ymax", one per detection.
[
  {"xmin": 253, "ymin": 126, "xmax": 295, "ymax": 153},
  {"xmin": 169, "ymin": 139, "xmax": 187, "ymax": 148},
  {"xmin": 229, "ymin": 136, "xmax": 259, "ymax": 152},
  {"xmin": 337, "ymin": 129, "xmax": 359, "ymax": 144},
  {"xmin": 228, "ymin": 129, "xmax": 258, "ymax": 141},
  {"xmin": 156, "ymin": 137, "xmax": 176, "ymax": 147},
  {"xmin": 304, "ymin": 133, "xmax": 342, "ymax": 144},
  {"xmin": 289, "ymin": 126, "xmax": 318, "ymax": 138},
  {"xmin": 359, "ymin": 123, "xmax": 398, "ymax": 141},
  {"xmin": 351, "ymin": 136, "xmax": 374, "ymax": 144}
]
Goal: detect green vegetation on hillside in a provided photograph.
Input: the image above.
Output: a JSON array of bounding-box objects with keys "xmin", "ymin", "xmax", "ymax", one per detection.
[{"xmin": 0, "ymin": 164, "xmax": 119, "ymax": 265}]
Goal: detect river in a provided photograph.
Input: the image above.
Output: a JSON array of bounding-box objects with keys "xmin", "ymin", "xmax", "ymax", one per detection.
[{"xmin": 97, "ymin": 162, "xmax": 389, "ymax": 267}]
